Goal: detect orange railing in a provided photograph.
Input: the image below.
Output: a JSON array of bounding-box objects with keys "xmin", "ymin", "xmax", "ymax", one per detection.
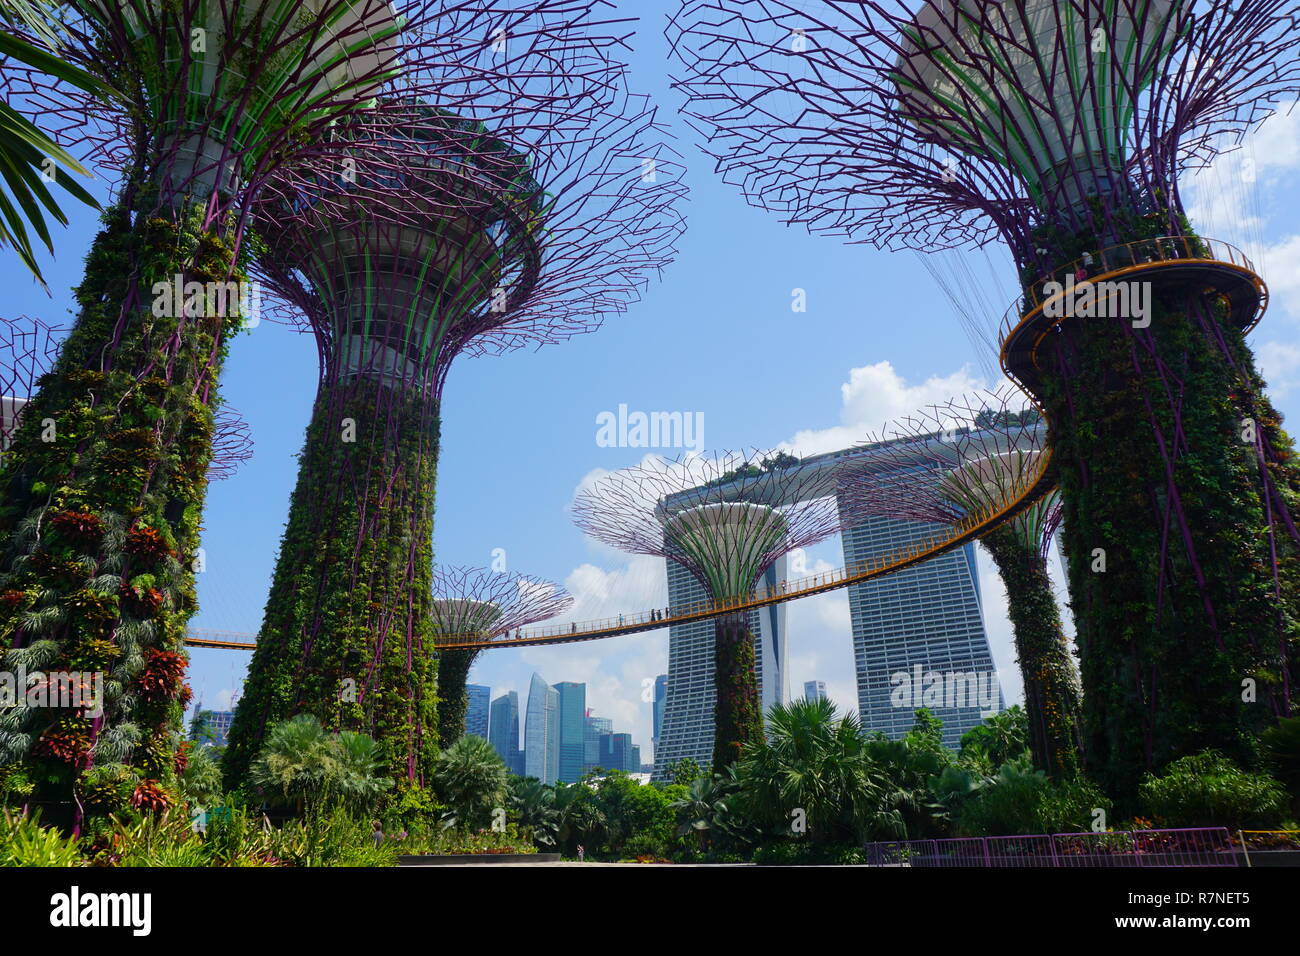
[
  {"xmin": 996, "ymin": 235, "xmax": 1262, "ymax": 346},
  {"xmin": 431, "ymin": 446, "xmax": 1054, "ymax": 650},
  {"xmin": 186, "ymin": 444, "xmax": 1054, "ymax": 654}
]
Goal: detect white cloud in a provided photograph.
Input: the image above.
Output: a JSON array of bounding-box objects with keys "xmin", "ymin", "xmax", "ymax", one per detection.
[
  {"xmin": 1257, "ymin": 340, "xmax": 1300, "ymax": 399},
  {"xmin": 1261, "ymin": 235, "xmax": 1300, "ymax": 322},
  {"xmin": 781, "ymin": 360, "xmax": 987, "ymax": 456},
  {"xmin": 1184, "ymin": 101, "xmax": 1300, "ymax": 267}
]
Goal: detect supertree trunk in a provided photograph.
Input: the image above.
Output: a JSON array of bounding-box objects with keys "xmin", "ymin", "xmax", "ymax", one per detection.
[
  {"xmin": 0, "ymin": 186, "xmax": 240, "ymax": 825},
  {"xmin": 980, "ymin": 524, "xmax": 1082, "ymax": 780},
  {"xmin": 712, "ymin": 611, "xmax": 763, "ymax": 770},
  {"xmin": 222, "ymin": 376, "xmax": 439, "ymax": 789},
  {"xmin": 1040, "ymin": 256, "xmax": 1300, "ymax": 804},
  {"xmin": 434, "ymin": 647, "xmax": 477, "ymax": 749}
]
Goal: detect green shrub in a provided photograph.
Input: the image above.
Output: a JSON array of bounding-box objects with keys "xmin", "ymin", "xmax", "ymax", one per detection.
[
  {"xmin": 957, "ymin": 757, "xmax": 1048, "ymax": 836},
  {"xmin": 0, "ymin": 810, "xmax": 83, "ymax": 866},
  {"xmin": 1260, "ymin": 717, "xmax": 1300, "ymax": 806},
  {"xmin": 390, "ymin": 823, "xmax": 536, "ymax": 856},
  {"xmin": 108, "ymin": 811, "xmax": 210, "ymax": 867},
  {"xmin": 205, "ymin": 806, "xmax": 288, "ymax": 866},
  {"xmin": 752, "ymin": 840, "xmax": 864, "ymax": 866},
  {"xmin": 1139, "ymin": 750, "xmax": 1287, "ymax": 829},
  {"xmin": 1036, "ymin": 776, "xmax": 1111, "ymax": 834}
]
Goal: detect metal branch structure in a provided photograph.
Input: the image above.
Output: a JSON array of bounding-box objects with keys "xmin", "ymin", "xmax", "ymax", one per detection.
[
  {"xmin": 221, "ymin": 26, "xmax": 687, "ymax": 789},
  {"xmin": 429, "ymin": 566, "xmax": 572, "ymax": 749},
  {"xmin": 0, "ymin": 316, "xmax": 63, "ymax": 453},
  {"xmin": 0, "ymin": 1, "xmax": 564, "ymax": 829},
  {"xmin": 0, "ymin": 314, "xmax": 252, "ymax": 480},
  {"xmin": 670, "ymin": 0, "xmax": 1300, "ymax": 801},
  {"xmin": 839, "ymin": 389, "xmax": 1082, "ymax": 778},
  {"xmin": 208, "ymin": 405, "xmax": 254, "ymax": 481},
  {"xmin": 573, "ymin": 450, "xmax": 860, "ymax": 770}
]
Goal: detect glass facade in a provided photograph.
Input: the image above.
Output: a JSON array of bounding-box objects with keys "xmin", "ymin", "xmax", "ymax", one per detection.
[
  {"xmin": 840, "ymin": 510, "xmax": 1003, "ymax": 749},
  {"xmin": 488, "ymin": 690, "xmax": 523, "ymax": 774},
  {"xmin": 554, "ymin": 682, "xmax": 587, "ymax": 783},
  {"xmin": 524, "ymin": 673, "xmax": 559, "ymax": 784},
  {"xmin": 466, "ymin": 684, "xmax": 491, "ymax": 739}
]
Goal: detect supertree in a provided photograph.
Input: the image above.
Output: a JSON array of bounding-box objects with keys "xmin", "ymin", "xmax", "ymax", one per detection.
[
  {"xmin": 0, "ymin": 0, "xmax": 542, "ymax": 827},
  {"xmin": 840, "ymin": 388, "xmax": 1082, "ymax": 778},
  {"xmin": 1, "ymin": 315, "xmax": 252, "ymax": 477},
  {"xmin": 429, "ymin": 566, "xmax": 572, "ymax": 748},
  {"xmin": 220, "ymin": 43, "xmax": 687, "ymax": 788},
  {"xmin": 573, "ymin": 451, "xmax": 861, "ymax": 770},
  {"xmin": 669, "ymin": 0, "xmax": 1300, "ymax": 800}
]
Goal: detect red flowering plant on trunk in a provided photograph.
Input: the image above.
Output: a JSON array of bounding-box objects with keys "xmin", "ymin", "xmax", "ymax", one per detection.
[
  {"xmin": 130, "ymin": 779, "xmax": 171, "ymax": 813},
  {"xmin": 174, "ymin": 740, "xmax": 192, "ymax": 775},
  {"xmin": 120, "ymin": 579, "xmax": 163, "ymax": 617},
  {"xmin": 136, "ymin": 649, "xmax": 187, "ymax": 702},
  {"xmin": 124, "ymin": 525, "xmax": 173, "ymax": 564},
  {"xmin": 50, "ymin": 509, "xmax": 105, "ymax": 549},
  {"xmin": 35, "ymin": 723, "xmax": 92, "ymax": 769}
]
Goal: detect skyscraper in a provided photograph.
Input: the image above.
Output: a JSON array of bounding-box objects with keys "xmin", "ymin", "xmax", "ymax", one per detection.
[
  {"xmin": 654, "ymin": 443, "xmax": 1003, "ymax": 777},
  {"xmin": 466, "ymin": 684, "xmax": 491, "ymax": 740},
  {"xmin": 554, "ymin": 682, "xmax": 587, "ymax": 783},
  {"xmin": 584, "ymin": 713, "xmax": 612, "ymax": 771},
  {"xmin": 652, "ymin": 674, "xmax": 667, "ymax": 755},
  {"xmin": 599, "ymin": 732, "xmax": 638, "ymax": 773},
  {"xmin": 190, "ymin": 709, "xmax": 234, "ymax": 748},
  {"xmin": 545, "ymin": 684, "xmax": 559, "ymax": 784},
  {"xmin": 804, "ymin": 680, "xmax": 827, "ymax": 702},
  {"xmin": 840, "ymin": 514, "xmax": 1003, "ymax": 750},
  {"xmin": 488, "ymin": 690, "xmax": 523, "ymax": 775},
  {"xmin": 525, "ymin": 673, "xmax": 559, "ymax": 784}
]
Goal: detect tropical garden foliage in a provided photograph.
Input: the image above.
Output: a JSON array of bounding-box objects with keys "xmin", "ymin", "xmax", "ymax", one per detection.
[{"xmin": 4, "ymin": 705, "xmax": 1297, "ymax": 865}]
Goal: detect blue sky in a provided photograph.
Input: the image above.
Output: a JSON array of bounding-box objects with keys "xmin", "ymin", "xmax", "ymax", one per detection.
[{"xmin": 9, "ymin": 11, "xmax": 1300, "ymax": 761}]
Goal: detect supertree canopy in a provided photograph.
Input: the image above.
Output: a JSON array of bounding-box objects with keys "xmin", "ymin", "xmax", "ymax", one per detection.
[
  {"xmin": 573, "ymin": 451, "xmax": 859, "ymax": 770},
  {"xmin": 839, "ymin": 389, "xmax": 1082, "ymax": 779},
  {"xmin": 429, "ymin": 567, "xmax": 572, "ymax": 749},
  {"xmin": 0, "ymin": 0, "xmax": 556, "ymax": 828},
  {"xmin": 670, "ymin": 0, "xmax": 1300, "ymax": 800},
  {"xmin": 220, "ymin": 28, "xmax": 686, "ymax": 789}
]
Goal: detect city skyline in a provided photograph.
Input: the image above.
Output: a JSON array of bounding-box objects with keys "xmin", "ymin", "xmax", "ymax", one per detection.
[{"xmin": 487, "ymin": 673, "xmax": 652, "ymax": 780}]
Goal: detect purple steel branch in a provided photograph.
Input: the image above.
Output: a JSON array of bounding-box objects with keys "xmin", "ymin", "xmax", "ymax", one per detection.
[
  {"xmin": 572, "ymin": 450, "xmax": 862, "ymax": 600},
  {"xmin": 0, "ymin": 315, "xmax": 251, "ymax": 480},
  {"xmin": 839, "ymin": 387, "xmax": 1060, "ymax": 563},
  {"xmin": 252, "ymin": 92, "xmax": 687, "ymax": 394},
  {"xmin": 666, "ymin": 0, "xmax": 1300, "ymax": 275},
  {"xmin": 431, "ymin": 566, "xmax": 574, "ymax": 638}
]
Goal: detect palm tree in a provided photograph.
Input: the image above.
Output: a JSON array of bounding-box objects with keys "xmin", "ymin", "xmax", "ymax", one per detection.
[
  {"xmin": 670, "ymin": 772, "xmax": 739, "ymax": 852},
  {"xmin": 247, "ymin": 714, "xmax": 392, "ymax": 820},
  {"xmin": 959, "ymin": 706, "xmax": 1030, "ymax": 772},
  {"xmin": 554, "ymin": 783, "xmax": 607, "ymax": 857},
  {"xmin": 332, "ymin": 729, "xmax": 392, "ymax": 817},
  {"xmin": 736, "ymin": 697, "xmax": 887, "ymax": 846},
  {"xmin": 0, "ymin": 0, "xmax": 110, "ymax": 286},
  {"xmin": 432, "ymin": 735, "xmax": 507, "ymax": 830},
  {"xmin": 507, "ymin": 776, "xmax": 558, "ymax": 848},
  {"xmin": 248, "ymin": 714, "xmax": 336, "ymax": 817}
]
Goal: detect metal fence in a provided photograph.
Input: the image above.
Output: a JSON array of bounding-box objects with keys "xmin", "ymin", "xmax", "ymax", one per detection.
[{"xmin": 864, "ymin": 828, "xmax": 1236, "ymax": 868}]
